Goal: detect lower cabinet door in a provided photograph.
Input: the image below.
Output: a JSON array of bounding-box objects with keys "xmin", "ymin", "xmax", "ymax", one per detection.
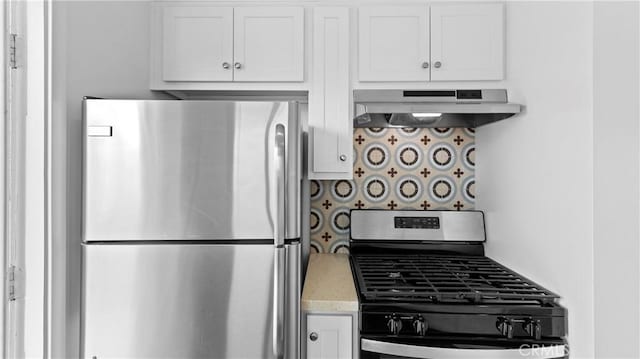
[{"xmin": 307, "ymin": 314, "xmax": 353, "ymax": 359}]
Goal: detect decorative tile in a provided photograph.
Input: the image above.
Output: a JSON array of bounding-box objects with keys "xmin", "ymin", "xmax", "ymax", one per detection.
[{"xmin": 310, "ymin": 127, "xmax": 476, "ymax": 254}]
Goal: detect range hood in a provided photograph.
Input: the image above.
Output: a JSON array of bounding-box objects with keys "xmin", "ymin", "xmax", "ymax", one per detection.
[{"xmin": 353, "ymin": 89, "xmax": 521, "ymax": 128}]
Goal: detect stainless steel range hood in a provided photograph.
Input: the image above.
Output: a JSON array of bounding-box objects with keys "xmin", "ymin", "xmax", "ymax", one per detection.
[{"xmin": 354, "ymin": 89, "xmax": 521, "ymax": 128}]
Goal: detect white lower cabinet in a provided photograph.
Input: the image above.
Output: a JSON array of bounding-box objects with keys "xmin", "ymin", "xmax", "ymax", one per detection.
[{"xmin": 306, "ymin": 314, "xmax": 354, "ymax": 359}]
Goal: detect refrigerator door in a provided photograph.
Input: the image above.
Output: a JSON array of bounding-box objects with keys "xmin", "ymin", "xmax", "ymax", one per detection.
[
  {"xmin": 81, "ymin": 242, "xmax": 300, "ymax": 359},
  {"xmin": 83, "ymin": 99, "xmax": 300, "ymax": 242}
]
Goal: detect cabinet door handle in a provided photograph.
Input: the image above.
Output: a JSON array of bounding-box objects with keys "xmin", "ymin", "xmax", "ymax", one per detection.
[
  {"xmin": 234, "ymin": 62, "xmax": 242, "ymax": 69},
  {"xmin": 309, "ymin": 332, "xmax": 318, "ymax": 341},
  {"xmin": 222, "ymin": 62, "xmax": 230, "ymax": 69},
  {"xmin": 434, "ymin": 61, "xmax": 442, "ymax": 69},
  {"xmin": 421, "ymin": 62, "xmax": 429, "ymax": 69}
]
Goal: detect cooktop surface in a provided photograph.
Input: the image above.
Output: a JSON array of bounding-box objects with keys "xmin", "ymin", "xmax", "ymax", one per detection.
[{"xmin": 351, "ymin": 253, "xmax": 560, "ymax": 305}]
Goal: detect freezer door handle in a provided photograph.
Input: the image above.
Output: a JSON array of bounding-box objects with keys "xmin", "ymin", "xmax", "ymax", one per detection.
[
  {"xmin": 273, "ymin": 124, "xmax": 286, "ymax": 358},
  {"xmin": 86, "ymin": 125, "xmax": 112, "ymax": 137}
]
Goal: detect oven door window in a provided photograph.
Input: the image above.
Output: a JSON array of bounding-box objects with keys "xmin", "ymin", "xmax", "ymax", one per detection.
[{"xmin": 360, "ymin": 336, "xmax": 568, "ymax": 359}]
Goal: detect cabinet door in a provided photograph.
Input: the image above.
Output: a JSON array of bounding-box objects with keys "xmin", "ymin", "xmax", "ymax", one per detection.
[
  {"xmin": 358, "ymin": 6, "xmax": 430, "ymax": 82},
  {"xmin": 162, "ymin": 6, "xmax": 233, "ymax": 82},
  {"xmin": 233, "ymin": 7, "xmax": 304, "ymax": 82},
  {"xmin": 430, "ymin": 3, "xmax": 504, "ymax": 81},
  {"xmin": 309, "ymin": 8, "xmax": 352, "ymax": 179},
  {"xmin": 307, "ymin": 315, "xmax": 352, "ymax": 359}
]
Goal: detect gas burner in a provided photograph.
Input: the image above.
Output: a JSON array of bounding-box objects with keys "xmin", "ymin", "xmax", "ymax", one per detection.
[
  {"xmin": 387, "ymin": 271, "xmax": 402, "ymax": 279},
  {"xmin": 387, "ymin": 286, "xmax": 416, "ymax": 294}
]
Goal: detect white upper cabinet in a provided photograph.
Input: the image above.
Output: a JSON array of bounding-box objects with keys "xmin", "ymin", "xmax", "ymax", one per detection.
[
  {"xmin": 358, "ymin": 6, "xmax": 430, "ymax": 82},
  {"xmin": 151, "ymin": 3, "xmax": 305, "ymax": 88},
  {"xmin": 430, "ymin": 3, "xmax": 504, "ymax": 81},
  {"xmin": 162, "ymin": 7, "xmax": 233, "ymax": 82},
  {"xmin": 357, "ymin": 3, "xmax": 504, "ymax": 82},
  {"xmin": 233, "ymin": 7, "xmax": 304, "ymax": 82}
]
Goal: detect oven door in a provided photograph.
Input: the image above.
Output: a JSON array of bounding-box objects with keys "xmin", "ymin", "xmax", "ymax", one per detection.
[{"xmin": 360, "ymin": 337, "xmax": 568, "ymax": 359}]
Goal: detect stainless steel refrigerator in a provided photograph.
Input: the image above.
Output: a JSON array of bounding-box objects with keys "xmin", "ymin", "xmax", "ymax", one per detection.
[{"xmin": 81, "ymin": 99, "xmax": 301, "ymax": 359}]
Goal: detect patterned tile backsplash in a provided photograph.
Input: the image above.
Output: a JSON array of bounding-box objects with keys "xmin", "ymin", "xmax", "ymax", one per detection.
[{"xmin": 310, "ymin": 127, "xmax": 476, "ymax": 254}]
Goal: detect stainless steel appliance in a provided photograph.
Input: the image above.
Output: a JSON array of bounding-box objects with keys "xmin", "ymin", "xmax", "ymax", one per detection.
[
  {"xmin": 349, "ymin": 210, "xmax": 568, "ymax": 359},
  {"xmin": 353, "ymin": 89, "xmax": 522, "ymax": 128},
  {"xmin": 81, "ymin": 99, "xmax": 302, "ymax": 359}
]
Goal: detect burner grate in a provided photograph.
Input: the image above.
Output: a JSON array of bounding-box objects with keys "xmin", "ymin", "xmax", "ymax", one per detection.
[{"xmin": 351, "ymin": 254, "xmax": 560, "ymax": 304}]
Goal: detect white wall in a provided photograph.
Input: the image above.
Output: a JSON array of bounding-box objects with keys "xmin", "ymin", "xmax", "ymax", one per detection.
[
  {"xmin": 52, "ymin": 1, "xmax": 171, "ymax": 357},
  {"xmin": 0, "ymin": 2, "xmax": 5, "ymax": 354},
  {"xmin": 476, "ymin": 2, "xmax": 595, "ymax": 358},
  {"xmin": 25, "ymin": 1, "xmax": 46, "ymax": 357},
  {"xmin": 593, "ymin": 2, "xmax": 640, "ymax": 358}
]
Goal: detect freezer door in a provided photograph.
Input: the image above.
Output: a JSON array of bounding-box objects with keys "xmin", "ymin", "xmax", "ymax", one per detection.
[
  {"xmin": 81, "ymin": 242, "xmax": 300, "ymax": 359},
  {"xmin": 83, "ymin": 100, "xmax": 300, "ymax": 241}
]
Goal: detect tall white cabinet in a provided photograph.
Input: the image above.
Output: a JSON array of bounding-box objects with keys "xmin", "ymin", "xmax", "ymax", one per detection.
[
  {"xmin": 358, "ymin": 3, "xmax": 504, "ymax": 82},
  {"xmin": 308, "ymin": 7, "xmax": 352, "ymax": 179}
]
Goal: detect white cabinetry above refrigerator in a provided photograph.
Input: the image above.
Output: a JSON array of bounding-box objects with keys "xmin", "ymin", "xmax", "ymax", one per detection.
[{"xmin": 150, "ymin": 3, "xmax": 305, "ymax": 89}]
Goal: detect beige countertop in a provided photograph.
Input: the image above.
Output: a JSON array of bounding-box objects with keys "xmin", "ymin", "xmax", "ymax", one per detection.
[{"xmin": 301, "ymin": 253, "xmax": 359, "ymax": 312}]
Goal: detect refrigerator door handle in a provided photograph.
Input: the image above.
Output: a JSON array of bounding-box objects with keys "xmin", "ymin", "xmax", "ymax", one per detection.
[
  {"xmin": 284, "ymin": 242, "xmax": 301, "ymax": 359},
  {"xmin": 274, "ymin": 123, "xmax": 286, "ymax": 247},
  {"xmin": 273, "ymin": 123, "xmax": 286, "ymax": 358},
  {"xmin": 273, "ymin": 247, "xmax": 286, "ymax": 359}
]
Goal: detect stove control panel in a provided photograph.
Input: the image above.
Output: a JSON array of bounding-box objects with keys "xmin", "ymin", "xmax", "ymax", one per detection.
[
  {"xmin": 394, "ymin": 216, "xmax": 440, "ymax": 229},
  {"xmin": 363, "ymin": 312, "xmax": 565, "ymax": 339},
  {"xmin": 351, "ymin": 210, "xmax": 486, "ymax": 242}
]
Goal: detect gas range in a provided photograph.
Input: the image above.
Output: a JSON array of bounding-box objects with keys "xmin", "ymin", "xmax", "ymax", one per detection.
[{"xmin": 349, "ymin": 210, "xmax": 568, "ymax": 359}]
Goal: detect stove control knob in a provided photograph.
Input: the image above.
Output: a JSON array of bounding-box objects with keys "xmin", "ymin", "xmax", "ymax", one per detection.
[
  {"xmin": 386, "ymin": 315, "xmax": 403, "ymax": 335},
  {"xmin": 413, "ymin": 316, "xmax": 428, "ymax": 336},
  {"xmin": 524, "ymin": 319, "xmax": 542, "ymax": 340},
  {"xmin": 496, "ymin": 317, "xmax": 514, "ymax": 339}
]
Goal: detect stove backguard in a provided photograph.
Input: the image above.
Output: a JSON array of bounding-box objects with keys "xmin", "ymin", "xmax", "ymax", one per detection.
[{"xmin": 350, "ymin": 209, "xmax": 486, "ymax": 256}]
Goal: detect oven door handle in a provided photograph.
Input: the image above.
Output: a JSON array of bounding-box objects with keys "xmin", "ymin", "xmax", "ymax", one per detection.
[{"xmin": 361, "ymin": 338, "xmax": 567, "ymax": 359}]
